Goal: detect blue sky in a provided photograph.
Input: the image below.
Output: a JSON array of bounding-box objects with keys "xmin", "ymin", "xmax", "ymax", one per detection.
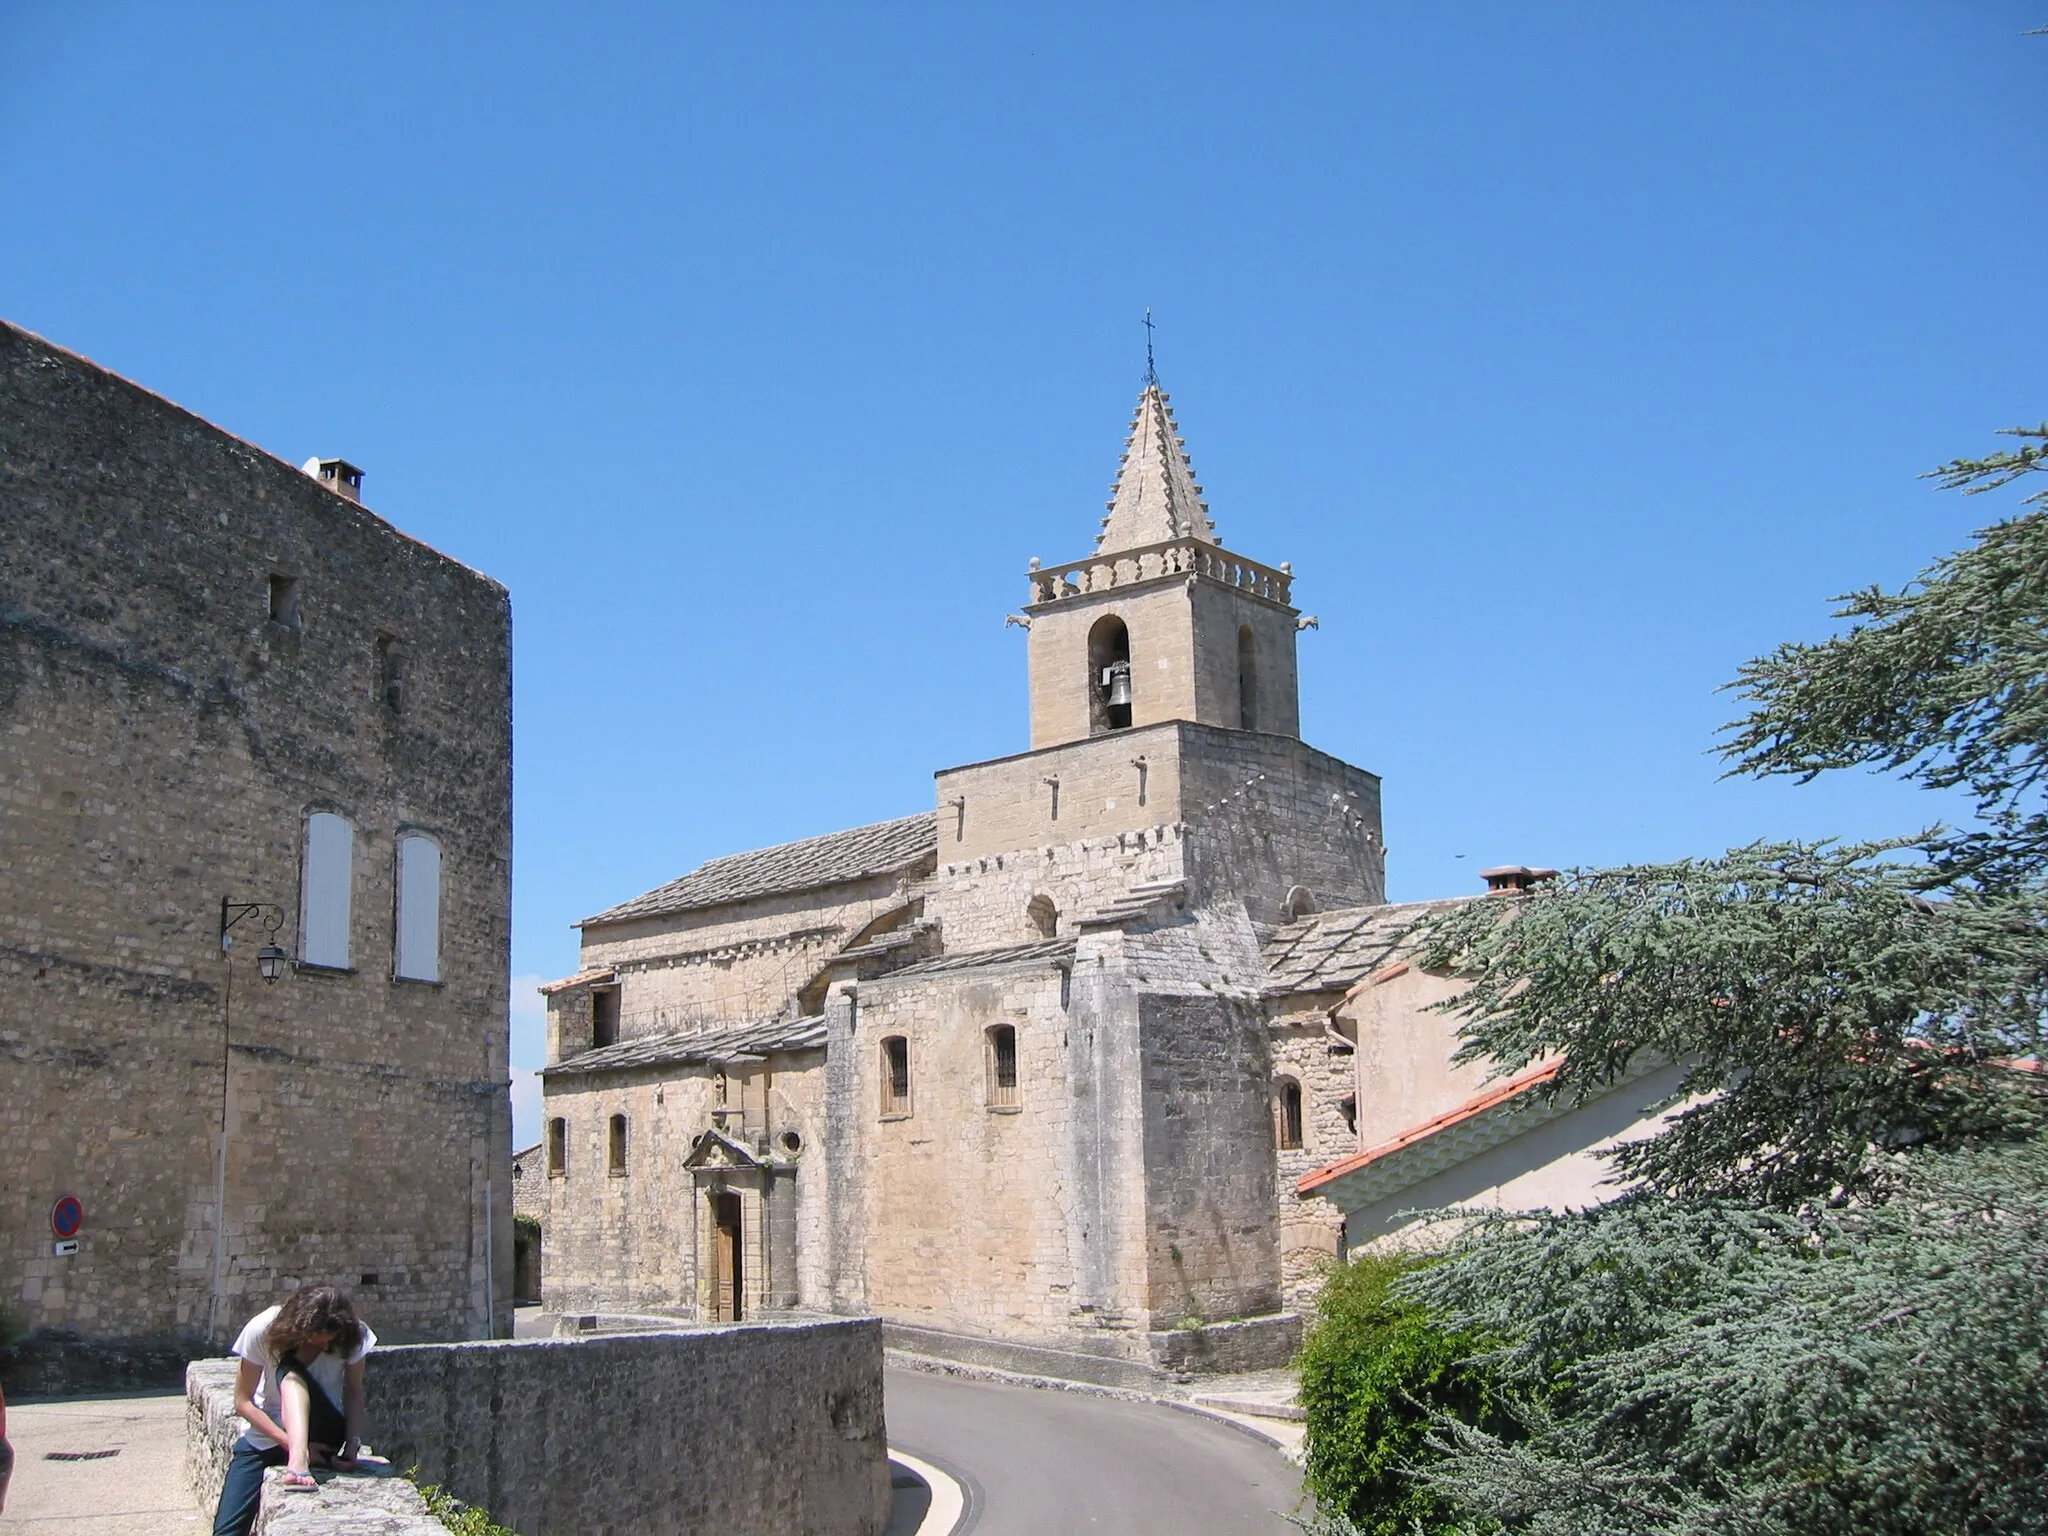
[{"xmin": 4, "ymin": 5, "xmax": 2042, "ymax": 1146}]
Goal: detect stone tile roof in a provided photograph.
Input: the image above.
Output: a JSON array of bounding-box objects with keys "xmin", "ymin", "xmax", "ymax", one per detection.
[
  {"xmin": 580, "ymin": 812, "xmax": 937, "ymax": 926},
  {"xmin": 543, "ymin": 1015, "xmax": 827, "ymax": 1077},
  {"xmin": 887, "ymin": 936, "xmax": 1077, "ymax": 978},
  {"xmin": 1260, "ymin": 898, "xmax": 1471, "ymax": 996},
  {"xmin": 1097, "ymin": 380, "xmax": 1218, "ymax": 553}
]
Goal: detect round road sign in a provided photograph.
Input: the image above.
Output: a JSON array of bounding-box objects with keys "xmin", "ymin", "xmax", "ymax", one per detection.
[{"xmin": 51, "ymin": 1196, "xmax": 83, "ymax": 1239}]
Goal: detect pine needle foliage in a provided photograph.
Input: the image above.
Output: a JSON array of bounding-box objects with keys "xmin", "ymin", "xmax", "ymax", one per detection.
[
  {"xmin": 1404, "ymin": 1137, "xmax": 2048, "ymax": 1536},
  {"xmin": 1411, "ymin": 843, "xmax": 2046, "ymax": 1203},
  {"xmin": 1723, "ymin": 426, "xmax": 2048, "ymax": 893},
  {"xmin": 1296, "ymin": 1253, "xmax": 1508, "ymax": 1535}
]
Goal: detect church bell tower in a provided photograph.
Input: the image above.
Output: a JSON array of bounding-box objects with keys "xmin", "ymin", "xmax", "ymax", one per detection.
[{"xmin": 1023, "ymin": 377, "xmax": 1302, "ymax": 749}]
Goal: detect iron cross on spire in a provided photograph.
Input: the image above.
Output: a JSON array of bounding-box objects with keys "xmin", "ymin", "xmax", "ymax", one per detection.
[{"xmin": 1143, "ymin": 308, "xmax": 1159, "ymax": 386}]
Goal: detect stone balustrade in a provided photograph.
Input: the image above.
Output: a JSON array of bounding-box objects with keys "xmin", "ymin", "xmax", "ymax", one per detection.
[{"xmin": 1028, "ymin": 537, "xmax": 1293, "ymax": 607}]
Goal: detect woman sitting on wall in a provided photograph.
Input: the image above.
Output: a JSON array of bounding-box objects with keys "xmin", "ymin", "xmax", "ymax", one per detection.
[{"xmin": 213, "ymin": 1283, "xmax": 381, "ymax": 1536}]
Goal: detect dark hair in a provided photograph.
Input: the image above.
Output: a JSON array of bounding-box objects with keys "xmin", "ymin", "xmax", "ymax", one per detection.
[{"xmin": 264, "ymin": 1284, "xmax": 363, "ymax": 1359}]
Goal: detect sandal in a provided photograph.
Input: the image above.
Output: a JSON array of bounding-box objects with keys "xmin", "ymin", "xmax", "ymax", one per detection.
[{"xmin": 279, "ymin": 1470, "xmax": 318, "ymax": 1492}]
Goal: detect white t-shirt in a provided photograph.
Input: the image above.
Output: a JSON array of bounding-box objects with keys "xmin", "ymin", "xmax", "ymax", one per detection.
[{"xmin": 230, "ymin": 1304, "xmax": 377, "ymax": 1450}]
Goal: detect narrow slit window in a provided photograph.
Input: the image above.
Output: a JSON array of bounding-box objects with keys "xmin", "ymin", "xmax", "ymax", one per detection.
[
  {"xmin": 881, "ymin": 1036, "xmax": 911, "ymax": 1117},
  {"xmin": 375, "ymin": 632, "xmax": 404, "ymax": 713},
  {"xmin": 268, "ymin": 574, "xmax": 300, "ymax": 628},
  {"xmin": 592, "ymin": 987, "xmax": 620, "ymax": 1049},
  {"xmin": 987, "ymin": 1025, "xmax": 1019, "ymax": 1109},
  {"xmin": 548, "ymin": 1117, "xmax": 567, "ymax": 1176},
  {"xmin": 1276, "ymin": 1078, "xmax": 1304, "ymax": 1150},
  {"xmin": 299, "ymin": 812, "xmax": 355, "ymax": 969},
  {"xmin": 1237, "ymin": 624, "xmax": 1258, "ymax": 731},
  {"xmin": 394, "ymin": 833, "xmax": 441, "ymax": 981},
  {"xmin": 608, "ymin": 1113, "xmax": 627, "ymax": 1174}
]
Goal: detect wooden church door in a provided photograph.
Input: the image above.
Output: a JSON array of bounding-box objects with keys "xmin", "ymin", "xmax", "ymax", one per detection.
[{"xmin": 713, "ymin": 1190, "xmax": 743, "ymax": 1321}]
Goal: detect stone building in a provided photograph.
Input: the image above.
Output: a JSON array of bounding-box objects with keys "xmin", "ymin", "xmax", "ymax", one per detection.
[
  {"xmin": 540, "ymin": 373, "xmax": 1392, "ymax": 1372},
  {"xmin": 0, "ymin": 320, "xmax": 513, "ymax": 1385}
]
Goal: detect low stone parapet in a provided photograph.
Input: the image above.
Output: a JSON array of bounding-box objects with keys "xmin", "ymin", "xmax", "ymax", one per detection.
[
  {"xmin": 188, "ymin": 1358, "xmax": 443, "ymax": 1532},
  {"xmin": 188, "ymin": 1317, "xmax": 890, "ymax": 1536}
]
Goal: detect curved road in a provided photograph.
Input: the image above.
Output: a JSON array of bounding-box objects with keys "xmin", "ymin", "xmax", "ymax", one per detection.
[{"xmin": 885, "ymin": 1366, "xmax": 1304, "ymax": 1534}]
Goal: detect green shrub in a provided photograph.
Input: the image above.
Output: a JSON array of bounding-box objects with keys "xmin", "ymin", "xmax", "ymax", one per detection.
[{"xmin": 1296, "ymin": 1252, "xmax": 1505, "ymax": 1535}]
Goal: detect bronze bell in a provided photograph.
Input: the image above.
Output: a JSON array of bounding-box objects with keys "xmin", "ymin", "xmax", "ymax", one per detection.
[{"xmin": 1103, "ymin": 660, "xmax": 1133, "ymax": 708}]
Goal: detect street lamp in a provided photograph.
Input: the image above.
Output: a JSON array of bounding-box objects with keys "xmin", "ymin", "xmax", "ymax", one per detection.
[
  {"xmin": 209, "ymin": 894, "xmax": 286, "ymax": 1339},
  {"xmin": 219, "ymin": 898, "xmax": 288, "ymax": 981}
]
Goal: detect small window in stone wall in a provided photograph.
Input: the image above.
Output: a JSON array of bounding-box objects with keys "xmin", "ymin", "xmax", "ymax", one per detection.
[
  {"xmin": 548, "ymin": 1117, "xmax": 567, "ymax": 1176},
  {"xmin": 300, "ymin": 812, "xmax": 355, "ymax": 969},
  {"xmin": 394, "ymin": 833, "xmax": 441, "ymax": 982},
  {"xmin": 375, "ymin": 632, "xmax": 404, "ymax": 713},
  {"xmin": 592, "ymin": 987, "xmax": 620, "ymax": 1049},
  {"xmin": 881, "ymin": 1036, "xmax": 911, "ymax": 1117},
  {"xmin": 609, "ymin": 1113, "xmax": 627, "ymax": 1174},
  {"xmin": 268, "ymin": 573, "xmax": 300, "ymax": 628},
  {"xmin": 1275, "ymin": 1078, "xmax": 1304, "ymax": 1150},
  {"xmin": 987, "ymin": 1024, "xmax": 1019, "ymax": 1109},
  {"xmin": 1339, "ymin": 1094, "xmax": 1358, "ymax": 1139}
]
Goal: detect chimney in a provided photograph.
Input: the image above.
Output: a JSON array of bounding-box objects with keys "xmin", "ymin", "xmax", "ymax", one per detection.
[
  {"xmin": 1481, "ymin": 865, "xmax": 1558, "ymax": 895},
  {"xmin": 302, "ymin": 457, "xmax": 365, "ymax": 504}
]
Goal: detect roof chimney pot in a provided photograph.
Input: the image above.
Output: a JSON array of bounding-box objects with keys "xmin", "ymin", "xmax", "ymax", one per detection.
[
  {"xmin": 1481, "ymin": 865, "xmax": 1558, "ymax": 895},
  {"xmin": 303, "ymin": 457, "xmax": 364, "ymax": 505}
]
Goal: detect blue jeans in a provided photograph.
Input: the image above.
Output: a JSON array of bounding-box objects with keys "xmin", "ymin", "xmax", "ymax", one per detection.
[{"xmin": 212, "ymin": 1438, "xmax": 286, "ymax": 1536}]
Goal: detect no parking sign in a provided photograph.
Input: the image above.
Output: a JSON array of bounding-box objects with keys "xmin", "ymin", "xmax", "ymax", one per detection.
[{"xmin": 51, "ymin": 1195, "xmax": 83, "ymax": 1239}]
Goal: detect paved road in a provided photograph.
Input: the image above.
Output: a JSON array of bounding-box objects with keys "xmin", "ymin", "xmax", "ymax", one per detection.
[
  {"xmin": 884, "ymin": 1367, "xmax": 1304, "ymax": 1534},
  {"xmin": 1, "ymin": 1390, "xmax": 203, "ymax": 1533}
]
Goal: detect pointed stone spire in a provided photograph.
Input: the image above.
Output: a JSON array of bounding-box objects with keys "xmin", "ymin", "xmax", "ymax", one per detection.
[{"xmin": 1095, "ymin": 381, "xmax": 1218, "ymax": 554}]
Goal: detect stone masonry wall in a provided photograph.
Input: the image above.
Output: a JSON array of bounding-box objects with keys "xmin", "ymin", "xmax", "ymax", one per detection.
[
  {"xmin": 935, "ymin": 720, "xmax": 1186, "ymax": 863},
  {"xmin": 1186, "ymin": 578, "xmax": 1300, "ymax": 738},
  {"xmin": 1271, "ymin": 1013, "xmax": 1358, "ymax": 1310},
  {"xmin": 829, "ymin": 959, "xmax": 1115, "ymax": 1340},
  {"xmin": 1178, "ymin": 725, "xmax": 1385, "ymax": 924},
  {"xmin": 0, "ymin": 320, "xmax": 512, "ymax": 1375},
  {"xmin": 539, "ymin": 1049, "xmax": 824, "ymax": 1318},
  {"xmin": 1024, "ymin": 576, "xmax": 1204, "ymax": 749},
  {"xmin": 569, "ymin": 869, "xmax": 922, "ymax": 1048},
  {"xmin": 929, "ymin": 824, "xmax": 1184, "ymax": 951},
  {"xmin": 188, "ymin": 1318, "xmax": 891, "ymax": 1536}
]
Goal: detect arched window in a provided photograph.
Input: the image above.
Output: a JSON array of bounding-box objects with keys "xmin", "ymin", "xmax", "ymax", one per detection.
[
  {"xmin": 1282, "ymin": 885, "xmax": 1316, "ymax": 921},
  {"xmin": 987, "ymin": 1024, "xmax": 1020, "ymax": 1109},
  {"xmin": 1275, "ymin": 1078, "xmax": 1304, "ymax": 1150},
  {"xmin": 548, "ymin": 1117, "xmax": 568, "ymax": 1176},
  {"xmin": 608, "ymin": 1113, "xmax": 627, "ymax": 1174},
  {"xmin": 881, "ymin": 1036, "xmax": 911, "ymax": 1117},
  {"xmin": 394, "ymin": 833, "xmax": 441, "ymax": 981},
  {"xmin": 300, "ymin": 812, "xmax": 355, "ymax": 969},
  {"xmin": 1238, "ymin": 624, "xmax": 1258, "ymax": 731},
  {"xmin": 1088, "ymin": 614, "xmax": 1133, "ymax": 734},
  {"xmin": 1025, "ymin": 894, "xmax": 1059, "ymax": 939}
]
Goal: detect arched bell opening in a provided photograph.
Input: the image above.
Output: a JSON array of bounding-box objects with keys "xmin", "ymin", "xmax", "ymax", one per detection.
[{"xmin": 1089, "ymin": 614, "xmax": 1133, "ymax": 733}]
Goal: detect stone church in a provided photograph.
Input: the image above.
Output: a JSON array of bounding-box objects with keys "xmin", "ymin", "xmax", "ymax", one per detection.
[{"xmin": 540, "ymin": 373, "xmax": 1409, "ymax": 1376}]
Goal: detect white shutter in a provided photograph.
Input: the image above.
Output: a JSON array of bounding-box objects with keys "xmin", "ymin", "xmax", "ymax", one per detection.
[
  {"xmin": 396, "ymin": 834, "xmax": 442, "ymax": 982},
  {"xmin": 301, "ymin": 813, "xmax": 354, "ymax": 969}
]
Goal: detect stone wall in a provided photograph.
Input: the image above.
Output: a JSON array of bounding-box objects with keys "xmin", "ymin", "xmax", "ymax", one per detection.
[
  {"xmin": 827, "ymin": 956, "xmax": 1107, "ymax": 1340},
  {"xmin": 0, "ymin": 319, "xmax": 513, "ymax": 1378},
  {"xmin": 188, "ymin": 1318, "xmax": 890, "ymax": 1535},
  {"xmin": 567, "ymin": 871, "xmax": 923, "ymax": 1049},
  {"xmin": 1178, "ymin": 725, "xmax": 1385, "ymax": 924},
  {"xmin": 539, "ymin": 1049, "xmax": 825, "ymax": 1318},
  {"xmin": 1271, "ymin": 1013, "xmax": 1358, "ymax": 1309}
]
